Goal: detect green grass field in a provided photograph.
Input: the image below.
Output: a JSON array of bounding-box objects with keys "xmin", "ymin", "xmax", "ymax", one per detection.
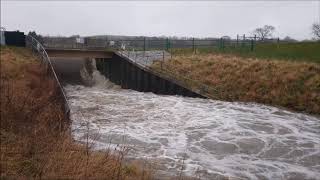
[{"xmin": 169, "ymin": 42, "xmax": 320, "ymax": 63}]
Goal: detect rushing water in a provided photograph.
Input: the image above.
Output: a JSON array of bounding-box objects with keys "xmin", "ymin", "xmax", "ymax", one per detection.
[{"xmin": 64, "ymin": 65, "xmax": 320, "ymax": 180}]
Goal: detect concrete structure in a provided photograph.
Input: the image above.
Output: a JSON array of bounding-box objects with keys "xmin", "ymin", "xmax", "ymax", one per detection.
[
  {"xmin": 1, "ymin": 29, "xmax": 25, "ymax": 47},
  {"xmin": 47, "ymin": 49, "xmax": 113, "ymax": 59},
  {"xmin": 48, "ymin": 48, "xmax": 203, "ymax": 98}
]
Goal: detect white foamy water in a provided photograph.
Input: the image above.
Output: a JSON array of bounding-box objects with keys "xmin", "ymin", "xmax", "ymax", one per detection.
[{"xmin": 65, "ymin": 66, "xmax": 320, "ymax": 180}]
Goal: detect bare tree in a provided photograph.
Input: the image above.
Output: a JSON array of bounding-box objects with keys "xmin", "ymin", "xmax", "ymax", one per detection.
[
  {"xmin": 253, "ymin": 25, "xmax": 275, "ymax": 40},
  {"xmin": 312, "ymin": 23, "xmax": 320, "ymax": 39}
]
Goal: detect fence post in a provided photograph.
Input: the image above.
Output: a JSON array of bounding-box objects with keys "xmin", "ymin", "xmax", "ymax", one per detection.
[
  {"xmin": 160, "ymin": 57, "xmax": 163, "ymax": 70},
  {"xmin": 242, "ymin": 34, "xmax": 245, "ymax": 47},
  {"xmin": 222, "ymin": 38, "xmax": 224, "ymax": 50},
  {"xmin": 236, "ymin": 34, "xmax": 239, "ymax": 47},
  {"xmin": 192, "ymin": 38, "xmax": 195, "ymax": 53},
  {"xmin": 143, "ymin": 37, "xmax": 146, "ymax": 52},
  {"xmin": 250, "ymin": 39, "xmax": 254, "ymax": 51},
  {"xmin": 162, "ymin": 51, "xmax": 165, "ymax": 61},
  {"xmin": 166, "ymin": 38, "xmax": 169, "ymax": 51}
]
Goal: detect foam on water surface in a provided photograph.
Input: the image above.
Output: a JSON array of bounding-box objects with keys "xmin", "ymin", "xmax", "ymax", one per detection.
[{"xmin": 65, "ymin": 64, "xmax": 320, "ymax": 179}]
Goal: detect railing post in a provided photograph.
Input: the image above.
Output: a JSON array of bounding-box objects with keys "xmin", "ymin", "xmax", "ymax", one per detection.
[
  {"xmin": 162, "ymin": 51, "xmax": 165, "ymax": 61},
  {"xmin": 236, "ymin": 34, "xmax": 239, "ymax": 47},
  {"xmin": 250, "ymin": 39, "xmax": 254, "ymax": 51},
  {"xmin": 222, "ymin": 38, "xmax": 224, "ymax": 50},
  {"xmin": 242, "ymin": 34, "xmax": 245, "ymax": 47},
  {"xmin": 192, "ymin": 38, "xmax": 195, "ymax": 53},
  {"xmin": 143, "ymin": 37, "xmax": 146, "ymax": 52}
]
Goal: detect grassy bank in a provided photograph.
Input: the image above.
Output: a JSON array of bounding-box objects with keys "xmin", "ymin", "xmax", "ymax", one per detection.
[
  {"xmin": 170, "ymin": 42, "xmax": 320, "ymax": 64},
  {"xmin": 152, "ymin": 53, "xmax": 320, "ymax": 115},
  {"xmin": 0, "ymin": 47, "xmax": 153, "ymax": 179}
]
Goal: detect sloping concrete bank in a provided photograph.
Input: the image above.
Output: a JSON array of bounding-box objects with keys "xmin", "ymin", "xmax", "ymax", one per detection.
[{"xmin": 95, "ymin": 52, "xmax": 204, "ymax": 98}]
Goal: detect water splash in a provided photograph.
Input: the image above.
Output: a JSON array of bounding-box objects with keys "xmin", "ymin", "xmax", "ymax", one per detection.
[{"xmin": 79, "ymin": 58, "xmax": 120, "ymax": 89}]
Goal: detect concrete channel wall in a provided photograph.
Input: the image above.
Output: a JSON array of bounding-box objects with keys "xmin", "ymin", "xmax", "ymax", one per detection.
[{"xmin": 96, "ymin": 53, "xmax": 204, "ymax": 98}]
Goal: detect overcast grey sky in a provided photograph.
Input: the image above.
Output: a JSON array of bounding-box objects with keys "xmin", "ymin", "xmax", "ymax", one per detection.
[{"xmin": 1, "ymin": 1, "xmax": 320, "ymax": 40}]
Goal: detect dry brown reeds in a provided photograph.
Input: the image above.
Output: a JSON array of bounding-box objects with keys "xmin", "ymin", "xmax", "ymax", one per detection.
[
  {"xmin": 152, "ymin": 54, "xmax": 320, "ymax": 114},
  {"xmin": 0, "ymin": 47, "xmax": 153, "ymax": 179}
]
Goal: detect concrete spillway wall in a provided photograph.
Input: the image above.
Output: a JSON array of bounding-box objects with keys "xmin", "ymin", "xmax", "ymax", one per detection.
[{"xmin": 96, "ymin": 53, "xmax": 204, "ymax": 98}]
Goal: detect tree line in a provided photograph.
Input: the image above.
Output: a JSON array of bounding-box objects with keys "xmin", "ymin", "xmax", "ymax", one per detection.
[{"xmin": 28, "ymin": 22, "xmax": 320, "ymax": 42}]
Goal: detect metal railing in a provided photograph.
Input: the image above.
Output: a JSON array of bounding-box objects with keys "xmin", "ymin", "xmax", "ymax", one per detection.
[
  {"xmin": 42, "ymin": 35, "xmax": 284, "ymax": 53},
  {"xmin": 43, "ymin": 38, "xmax": 248, "ymax": 51},
  {"xmin": 26, "ymin": 35, "xmax": 70, "ymax": 119}
]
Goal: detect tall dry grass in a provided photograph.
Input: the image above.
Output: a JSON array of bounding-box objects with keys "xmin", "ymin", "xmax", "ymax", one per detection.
[
  {"xmin": 0, "ymin": 47, "xmax": 153, "ymax": 179},
  {"xmin": 152, "ymin": 54, "xmax": 320, "ymax": 114}
]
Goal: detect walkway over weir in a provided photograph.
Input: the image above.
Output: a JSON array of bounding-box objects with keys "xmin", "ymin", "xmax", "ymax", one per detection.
[{"xmin": 46, "ymin": 48, "xmax": 113, "ymax": 58}]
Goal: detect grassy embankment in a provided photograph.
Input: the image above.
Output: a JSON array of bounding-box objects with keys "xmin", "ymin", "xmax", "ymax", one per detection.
[
  {"xmin": 0, "ymin": 46, "xmax": 153, "ymax": 179},
  {"xmin": 153, "ymin": 42, "xmax": 320, "ymax": 115},
  {"xmin": 170, "ymin": 42, "xmax": 320, "ymax": 63}
]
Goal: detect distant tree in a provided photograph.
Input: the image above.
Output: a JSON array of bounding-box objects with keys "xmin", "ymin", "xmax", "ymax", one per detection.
[
  {"xmin": 283, "ymin": 36, "xmax": 297, "ymax": 42},
  {"xmin": 312, "ymin": 23, "xmax": 320, "ymax": 39},
  {"xmin": 28, "ymin": 31, "xmax": 44, "ymax": 43},
  {"xmin": 221, "ymin": 36, "xmax": 231, "ymax": 40},
  {"xmin": 28, "ymin": 31, "xmax": 37, "ymax": 37},
  {"xmin": 253, "ymin": 25, "xmax": 275, "ymax": 40}
]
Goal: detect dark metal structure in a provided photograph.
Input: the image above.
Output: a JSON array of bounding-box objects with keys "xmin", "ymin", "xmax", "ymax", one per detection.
[
  {"xmin": 4, "ymin": 31, "xmax": 26, "ymax": 47},
  {"xmin": 95, "ymin": 53, "xmax": 204, "ymax": 98}
]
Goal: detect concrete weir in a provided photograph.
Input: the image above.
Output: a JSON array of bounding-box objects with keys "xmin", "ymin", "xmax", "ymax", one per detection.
[
  {"xmin": 95, "ymin": 53, "xmax": 203, "ymax": 98},
  {"xmin": 47, "ymin": 48, "xmax": 203, "ymax": 98}
]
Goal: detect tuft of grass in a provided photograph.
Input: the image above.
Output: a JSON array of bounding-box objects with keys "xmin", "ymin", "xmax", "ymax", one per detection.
[{"xmin": 152, "ymin": 53, "xmax": 320, "ymax": 115}]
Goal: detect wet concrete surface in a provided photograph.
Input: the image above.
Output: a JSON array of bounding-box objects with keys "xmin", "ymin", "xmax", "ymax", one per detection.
[{"xmin": 51, "ymin": 57, "xmax": 85, "ymax": 85}]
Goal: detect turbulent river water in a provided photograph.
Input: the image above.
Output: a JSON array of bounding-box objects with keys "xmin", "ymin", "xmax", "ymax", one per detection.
[{"xmin": 64, "ymin": 66, "xmax": 320, "ymax": 180}]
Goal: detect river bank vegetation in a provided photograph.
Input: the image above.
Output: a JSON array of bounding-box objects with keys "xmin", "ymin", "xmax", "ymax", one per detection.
[
  {"xmin": 0, "ymin": 47, "xmax": 153, "ymax": 179},
  {"xmin": 152, "ymin": 52, "xmax": 320, "ymax": 115}
]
